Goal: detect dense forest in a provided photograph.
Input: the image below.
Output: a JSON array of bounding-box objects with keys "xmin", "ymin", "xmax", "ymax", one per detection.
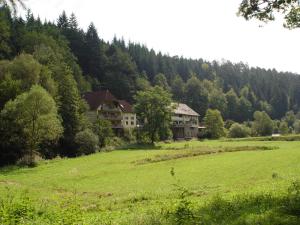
[
  {"xmin": 1, "ymin": 5, "xmax": 300, "ymax": 165},
  {"xmin": 1, "ymin": 7, "xmax": 300, "ymax": 121}
]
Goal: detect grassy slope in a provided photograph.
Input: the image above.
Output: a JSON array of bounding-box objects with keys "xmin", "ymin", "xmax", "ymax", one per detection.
[{"xmin": 1, "ymin": 139, "xmax": 300, "ymax": 221}]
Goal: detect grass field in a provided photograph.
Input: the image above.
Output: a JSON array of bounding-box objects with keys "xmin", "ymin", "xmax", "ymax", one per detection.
[{"xmin": 1, "ymin": 139, "xmax": 300, "ymax": 224}]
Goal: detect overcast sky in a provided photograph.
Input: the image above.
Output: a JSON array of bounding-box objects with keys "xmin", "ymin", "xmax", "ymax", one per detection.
[{"xmin": 23, "ymin": 0, "xmax": 300, "ymax": 74}]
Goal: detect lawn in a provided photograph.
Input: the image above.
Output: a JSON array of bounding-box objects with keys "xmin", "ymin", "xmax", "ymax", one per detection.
[{"xmin": 1, "ymin": 139, "xmax": 300, "ymax": 224}]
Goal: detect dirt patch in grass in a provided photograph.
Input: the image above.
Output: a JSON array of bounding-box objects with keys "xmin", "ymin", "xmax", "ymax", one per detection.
[{"xmin": 133, "ymin": 146, "xmax": 278, "ymax": 165}]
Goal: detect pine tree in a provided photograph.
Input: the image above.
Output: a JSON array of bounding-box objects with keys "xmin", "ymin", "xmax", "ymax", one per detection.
[
  {"xmin": 69, "ymin": 13, "xmax": 78, "ymax": 30},
  {"xmin": 57, "ymin": 11, "xmax": 69, "ymax": 30},
  {"xmin": 84, "ymin": 22, "xmax": 106, "ymax": 81}
]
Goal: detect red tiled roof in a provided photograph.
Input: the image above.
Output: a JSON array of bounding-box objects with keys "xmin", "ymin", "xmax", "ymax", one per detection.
[
  {"xmin": 83, "ymin": 90, "xmax": 118, "ymax": 110},
  {"xmin": 118, "ymin": 100, "xmax": 133, "ymax": 113}
]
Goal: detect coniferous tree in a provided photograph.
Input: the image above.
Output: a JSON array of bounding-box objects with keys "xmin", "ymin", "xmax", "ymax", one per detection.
[
  {"xmin": 171, "ymin": 75, "xmax": 185, "ymax": 102},
  {"xmin": 84, "ymin": 22, "xmax": 106, "ymax": 81},
  {"xmin": 0, "ymin": 6, "xmax": 12, "ymax": 59},
  {"xmin": 57, "ymin": 11, "xmax": 69, "ymax": 30}
]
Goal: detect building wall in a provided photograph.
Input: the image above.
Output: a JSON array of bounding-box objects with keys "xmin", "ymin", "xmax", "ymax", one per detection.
[
  {"xmin": 122, "ymin": 113, "xmax": 137, "ymax": 129},
  {"xmin": 86, "ymin": 111, "xmax": 97, "ymax": 123},
  {"xmin": 172, "ymin": 114, "xmax": 199, "ymax": 139}
]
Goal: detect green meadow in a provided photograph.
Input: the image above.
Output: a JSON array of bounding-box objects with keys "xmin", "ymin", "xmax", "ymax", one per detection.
[{"xmin": 1, "ymin": 139, "xmax": 300, "ymax": 224}]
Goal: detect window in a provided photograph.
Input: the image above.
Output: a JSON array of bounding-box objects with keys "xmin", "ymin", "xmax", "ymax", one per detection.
[
  {"xmin": 131, "ymin": 121, "xmax": 134, "ymax": 125},
  {"xmin": 131, "ymin": 117, "xmax": 134, "ymax": 120},
  {"xmin": 126, "ymin": 121, "xmax": 128, "ymax": 125},
  {"xmin": 125, "ymin": 116, "xmax": 129, "ymax": 120}
]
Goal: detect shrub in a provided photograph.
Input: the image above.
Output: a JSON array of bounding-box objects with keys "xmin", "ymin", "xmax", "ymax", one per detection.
[
  {"xmin": 123, "ymin": 128, "xmax": 136, "ymax": 143},
  {"xmin": 75, "ymin": 129, "xmax": 99, "ymax": 155},
  {"xmin": 228, "ymin": 123, "xmax": 251, "ymax": 138},
  {"xmin": 224, "ymin": 120, "xmax": 235, "ymax": 129},
  {"xmin": 252, "ymin": 111, "xmax": 273, "ymax": 136},
  {"xmin": 279, "ymin": 121, "xmax": 289, "ymax": 135},
  {"xmin": 294, "ymin": 120, "xmax": 300, "ymax": 134}
]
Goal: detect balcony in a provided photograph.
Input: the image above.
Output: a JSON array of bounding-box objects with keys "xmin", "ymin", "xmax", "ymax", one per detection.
[
  {"xmin": 98, "ymin": 114, "xmax": 122, "ymax": 121},
  {"xmin": 173, "ymin": 121, "xmax": 198, "ymax": 128}
]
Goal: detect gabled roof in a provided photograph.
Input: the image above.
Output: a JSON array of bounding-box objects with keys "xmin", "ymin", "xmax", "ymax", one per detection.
[
  {"xmin": 118, "ymin": 100, "xmax": 133, "ymax": 113},
  {"xmin": 83, "ymin": 90, "xmax": 118, "ymax": 110},
  {"xmin": 172, "ymin": 103, "xmax": 199, "ymax": 116}
]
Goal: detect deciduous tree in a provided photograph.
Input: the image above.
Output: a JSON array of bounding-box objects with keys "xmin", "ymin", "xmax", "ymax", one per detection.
[
  {"xmin": 0, "ymin": 85, "xmax": 62, "ymax": 165},
  {"xmin": 134, "ymin": 86, "xmax": 172, "ymax": 143},
  {"xmin": 204, "ymin": 109, "xmax": 225, "ymax": 139},
  {"xmin": 239, "ymin": 0, "xmax": 300, "ymax": 29}
]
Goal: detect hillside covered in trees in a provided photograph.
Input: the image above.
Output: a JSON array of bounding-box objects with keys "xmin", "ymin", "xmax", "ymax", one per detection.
[
  {"xmin": 1, "ymin": 7, "xmax": 300, "ymax": 121},
  {"xmin": 1, "ymin": 5, "xmax": 300, "ymax": 165}
]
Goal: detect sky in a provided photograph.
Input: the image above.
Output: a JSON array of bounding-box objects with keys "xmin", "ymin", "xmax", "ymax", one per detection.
[{"xmin": 22, "ymin": 0, "xmax": 300, "ymax": 74}]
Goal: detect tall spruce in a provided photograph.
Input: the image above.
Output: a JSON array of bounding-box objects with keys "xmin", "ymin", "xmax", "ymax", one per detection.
[{"xmin": 84, "ymin": 22, "xmax": 106, "ymax": 81}]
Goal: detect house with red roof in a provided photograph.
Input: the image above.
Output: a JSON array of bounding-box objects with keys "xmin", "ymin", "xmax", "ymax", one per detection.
[{"xmin": 83, "ymin": 90, "xmax": 137, "ymax": 134}]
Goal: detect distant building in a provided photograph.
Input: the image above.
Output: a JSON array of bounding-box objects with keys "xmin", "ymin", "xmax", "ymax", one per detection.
[
  {"xmin": 83, "ymin": 90, "xmax": 136, "ymax": 135},
  {"xmin": 118, "ymin": 100, "xmax": 137, "ymax": 129},
  {"xmin": 171, "ymin": 103, "xmax": 199, "ymax": 140}
]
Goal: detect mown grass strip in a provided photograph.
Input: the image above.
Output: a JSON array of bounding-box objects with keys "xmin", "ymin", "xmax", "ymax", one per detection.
[
  {"xmin": 224, "ymin": 135, "xmax": 300, "ymax": 142},
  {"xmin": 133, "ymin": 146, "xmax": 278, "ymax": 165}
]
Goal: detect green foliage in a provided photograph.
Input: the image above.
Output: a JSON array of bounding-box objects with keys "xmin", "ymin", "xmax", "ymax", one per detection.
[
  {"xmin": 293, "ymin": 120, "xmax": 300, "ymax": 134},
  {"xmin": 55, "ymin": 68, "xmax": 87, "ymax": 156},
  {"xmin": 134, "ymin": 86, "xmax": 172, "ymax": 143},
  {"xmin": 238, "ymin": 96, "xmax": 253, "ymax": 121},
  {"xmin": 0, "ymin": 6, "xmax": 11, "ymax": 59},
  {"xmin": 136, "ymin": 74, "xmax": 151, "ymax": 92},
  {"xmin": 228, "ymin": 123, "xmax": 251, "ymax": 138},
  {"xmin": 284, "ymin": 110, "xmax": 296, "ymax": 127},
  {"xmin": 0, "ymin": 54, "xmax": 58, "ymax": 108},
  {"xmin": 185, "ymin": 76, "xmax": 208, "ymax": 118},
  {"xmin": 0, "ymin": 85, "xmax": 62, "ymax": 165},
  {"xmin": 93, "ymin": 118, "xmax": 113, "ymax": 148},
  {"xmin": 271, "ymin": 90, "xmax": 289, "ymax": 119},
  {"xmin": 105, "ymin": 44, "xmax": 137, "ymax": 100},
  {"xmin": 239, "ymin": 0, "xmax": 300, "ymax": 29},
  {"xmin": 252, "ymin": 111, "xmax": 274, "ymax": 136},
  {"xmin": 259, "ymin": 100, "xmax": 273, "ymax": 116},
  {"xmin": 204, "ymin": 109, "xmax": 225, "ymax": 139},
  {"xmin": 171, "ymin": 75, "xmax": 185, "ymax": 102},
  {"xmin": 166, "ymin": 180, "xmax": 300, "ymax": 225},
  {"xmin": 209, "ymin": 89, "xmax": 227, "ymax": 117},
  {"xmin": 0, "ymin": 189, "xmax": 98, "ymax": 224},
  {"xmin": 123, "ymin": 128, "xmax": 137, "ymax": 143},
  {"xmin": 9, "ymin": 54, "xmax": 41, "ymax": 89},
  {"xmin": 225, "ymin": 88, "xmax": 239, "ymax": 120},
  {"xmin": 279, "ymin": 121, "xmax": 289, "ymax": 135},
  {"xmin": 153, "ymin": 73, "xmax": 170, "ymax": 91},
  {"xmin": 75, "ymin": 129, "xmax": 99, "ymax": 155},
  {"xmin": 0, "ymin": 74, "xmax": 21, "ymax": 109}
]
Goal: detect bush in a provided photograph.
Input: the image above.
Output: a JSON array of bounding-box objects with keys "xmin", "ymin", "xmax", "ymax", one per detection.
[
  {"xmin": 75, "ymin": 129, "xmax": 99, "ymax": 155},
  {"xmin": 16, "ymin": 154, "xmax": 42, "ymax": 167},
  {"xmin": 279, "ymin": 121, "xmax": 289, "ymax": 135},
  {"xmin": 228, "ymin": 123, "xmax": 251, "ymax": 138},
  {"xmin": 123, "ymin": 128, "xmax": 136, "ymax": 143},
  {"xmin": 294, "ymin": 120, "xmax": 300, "ymax": 134},
  {"xmin": 252, "ymin": 111, "xmax": 273, "ymax": 136},
  {"xmin": 225, "ymin": 120, "xmax": 235, "ymax": 129}
]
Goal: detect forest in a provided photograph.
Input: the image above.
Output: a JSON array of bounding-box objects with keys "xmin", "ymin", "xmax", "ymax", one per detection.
[{"xmin": 1, "ymin": 5, "xmax": 300, "ymax": 166}]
